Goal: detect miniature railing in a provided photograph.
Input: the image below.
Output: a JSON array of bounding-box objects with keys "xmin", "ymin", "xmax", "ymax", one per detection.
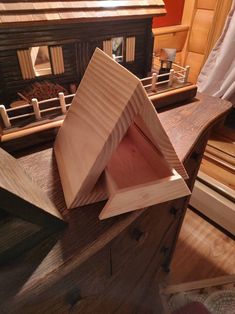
[
  {"xmin": 0, "ymin": 63, "xmax": 190, "ymax": 129},
  {"xmin": 141, "ymin": 63, "xmax": 190, "ymax": 92},
  {"xmin": 0, "ymin": 92, "xmax": 75, "ymax": 129}
]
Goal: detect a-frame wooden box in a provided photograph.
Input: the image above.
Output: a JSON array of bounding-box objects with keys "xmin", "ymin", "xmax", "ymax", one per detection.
[
  {"xmin": 54, "ymin": 49, "xmax": 190, "ymax": 219},
  {"xmin": 0, "ymin": 148, "xmax": 66, "ymax": 263}
]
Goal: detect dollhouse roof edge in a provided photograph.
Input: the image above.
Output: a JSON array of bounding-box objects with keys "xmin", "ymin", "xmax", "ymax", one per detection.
[{"xmin": 0, "ymin": 1, "xmax": 166, "ymax": 26}]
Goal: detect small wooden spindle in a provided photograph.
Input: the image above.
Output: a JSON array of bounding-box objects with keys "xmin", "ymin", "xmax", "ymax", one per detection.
[
  {"xmin": 168, "ymin": 69, "xmax": 174, "ymax": 87},
  {"xmin": 0, "ymin": 105, "xmax": 11, "ymax": 128},
  {"xmin": 31, "ymin": 98, "xmax": 41, "ymax": 120},
  {"xmin": 59, "ymin": 92, "xmax": 67, "ymax": 114},
  {"xmin": 184, "ymin": 65, "xmax": 190, "ymax": 83},
  {"xmin": 151, "ymin": 73, "xmax": 157, "ymax": 92}
]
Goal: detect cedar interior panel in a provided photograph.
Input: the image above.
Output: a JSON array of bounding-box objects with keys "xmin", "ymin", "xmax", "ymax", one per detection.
[
  {"xmin": 197, "ymin": 0, "xmax": 218, "ymax": 10},
  {"xmin": 188, "ymin": 9, "xmax": 215, "ymax": 55}
]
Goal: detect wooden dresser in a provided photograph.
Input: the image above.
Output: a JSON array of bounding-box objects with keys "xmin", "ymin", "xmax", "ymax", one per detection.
[{"xmin": 0, "ymin": 93, "xmax": 231, "ymax": 314}]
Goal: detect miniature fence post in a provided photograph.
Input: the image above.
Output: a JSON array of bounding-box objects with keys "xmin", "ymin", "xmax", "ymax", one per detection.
[
  {"xmin": 168, "ymin": 69, "xmax": 174, "ymax": 87},
  {"xmin": 0, "ymin": 105, "xmax": 11, "ymax": 128},
  {"xmin": 151, "ymin": 73, "xmax": 157, "ymax": 92},
  {"xmin": 59, "ymin": 92, "xmax": 67, "ymax": 114},
  {"xmin": 184, "ymin": 65, "xmax": 190, "ymax": 83},
  {"xmin": 31, "ymin": 98, "xmax": 41, "ymax": 120}
]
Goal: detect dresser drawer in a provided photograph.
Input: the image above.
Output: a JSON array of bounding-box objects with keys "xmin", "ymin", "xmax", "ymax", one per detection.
[{"xmin": 110, "ymin": 201, "xmax": 179, "ymax": 276}]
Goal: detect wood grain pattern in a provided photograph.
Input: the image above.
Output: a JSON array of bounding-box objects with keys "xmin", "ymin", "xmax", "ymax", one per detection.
[
  {"xmin": 169, "ymin": 209, "xmax": 235, "ymax": 285},
  {"xmin": 0, "ymin": 0, "xmax": 166, "ymax": 26},
  {"xmin": 54, "ymin": 48, "xmax": 188, "ymax": 217},
  {"xmin": 182, "ymin": 0, "xmax": 233, "ymax": 83},
  {"xmin": 54, "ymin": 48, "xmax": 141, "ymax": 208},
  {"xmin": 191, "ymin": 180, "xmax": 235, "ymax": 235},
  {"xmin": 0, "ymin": 147, "xmax": 65, "ymax": 227},
  {"xmin": 100, "ymin": 124, "xmax": 190, "ymax": 219}
]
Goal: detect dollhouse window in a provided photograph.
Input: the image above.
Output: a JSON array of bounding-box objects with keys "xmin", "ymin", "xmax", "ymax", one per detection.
[
  {"xmin": 103, "ymin": 37, "xmax": 124, "ymax": 62},
  {"xmin": 30, "ymin": 46, "xmax": 52, "ymax": 76},
  {"xmin": 17, "ymin": 46, "xmax": 64, "ymax": 80},
  {"xmin": 111, "ymin": 37, "xmax": 123, "ymax": 63},
  {"xmin": 103, "ymin": 37, "xmax": 135, "ymax": 63},
  {"xmin": 126, "ymin": 37, "xmax": 136, "ymax": 62}
]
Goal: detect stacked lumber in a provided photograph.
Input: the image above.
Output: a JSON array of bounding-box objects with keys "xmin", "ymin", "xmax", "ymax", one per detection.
[
  {"xmin": 190, "ymin": 126, "xmax": 235, "ymax": 235},
  {"xmin": 201, "ymin": 127, "xmax": 235, "ymax": 191}
]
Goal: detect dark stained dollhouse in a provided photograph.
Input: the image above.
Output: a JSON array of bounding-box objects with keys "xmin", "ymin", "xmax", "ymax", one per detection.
[{"xmin": 0, "ymin": 0, "xmax": 166, "ymax": 107}]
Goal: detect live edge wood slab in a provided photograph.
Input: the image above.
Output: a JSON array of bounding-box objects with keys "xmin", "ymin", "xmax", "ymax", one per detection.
[{"xmin": 0, "ymin": 93, "xmax": 231, "ymax": 314}]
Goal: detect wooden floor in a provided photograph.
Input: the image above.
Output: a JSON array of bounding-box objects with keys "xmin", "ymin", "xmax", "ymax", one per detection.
[{"xmin": 166, "ymin": 209, "xmax": 235, "ymax": 285}]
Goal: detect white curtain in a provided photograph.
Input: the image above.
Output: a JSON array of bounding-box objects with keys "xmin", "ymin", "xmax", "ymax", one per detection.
[{"xmin": 198, "ymin": 1, "xmax": 235, "ymax": 104}]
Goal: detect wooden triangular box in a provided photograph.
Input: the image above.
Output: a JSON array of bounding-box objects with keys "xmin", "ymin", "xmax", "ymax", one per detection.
[
  {"xmin": 54, "ymin": 48, "xmax": 190, "ymax": 219},
  {"xmin": 0, "ymin": 148, "xmax": 65, "ymax": 263}
]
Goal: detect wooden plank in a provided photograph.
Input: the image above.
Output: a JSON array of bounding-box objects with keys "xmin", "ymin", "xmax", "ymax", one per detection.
[
  {"xmin": 3, "ymin": 1, "xmax": 165, "ymax": 12},
  {"xmin": 197, "ymin": 170, "xmax": 235, "ymax": 202},
  {"xmin": 200, "ymin": 158, "xmax": 235, "ymax": 190},
  {"xmin": 205, "ymin": 144, "xmax": 235, "ymax": 167},
  {"xmin": 150, "ymin": 84, "xmax": 197, "ymax": 109},
  {"xmin": 190, "ymin": 180, "xmax": 235, "ymax": 235},
  {"xmin": 161, "ymin": 274, "xmax": 235, "ymax": 295},
  {"xmin": 0, "ymin": 1, "xmax": 166, "ymax": 25},
  {"xmin": 0, "ymin": 147, "xmax": 65, "ymax": 227},
  {"xmin": 133, "ymin": 89, "xmax": 188, "ymax": 179}
]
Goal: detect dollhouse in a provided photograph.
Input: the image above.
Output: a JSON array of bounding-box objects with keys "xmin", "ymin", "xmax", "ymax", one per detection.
[{"xmin": 0, "ymin": 0, "xmax": 166, "ymax": 106}]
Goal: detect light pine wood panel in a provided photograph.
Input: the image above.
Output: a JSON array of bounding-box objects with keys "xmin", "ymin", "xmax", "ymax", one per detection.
[
  {"xmin": 200, "ymin": 158, "xmax": 235, "ymax": 190},
  {"xmin": 191, "ymin": 180, "xmax": 235, "ymax": 235},
  {"xmin": 181, "ymin": 0, "xmax": 232, "ymax": 82},
  {"xmin": 100, "ymin": 169, "xmax": 190, "ymax": 219},
  {"xmin": 206, "ymin": 145, "xmax": 235, "ymax": 167},
  {"xmin": 99, "ymin": 124, "xmax": 190, "ymax": 219},
  {"xmin": 181, "ymin": 0, "xmax": 197, "ymax": 25},
  {"xmin": 197, "ymin": 0, "xmax": 218, "ymax": 10},
  {"xmin": 188, "ymin": 9, "xmax": 215, "ymax": 54},
  {"xmin": 153, "ymin": 25, "xmax": 189, "ymax": 55},
  {"xmin": 54, "ymin": 49, "xmax": 142, "ymax": 208},
  {"xmin": 133, "ymin": 96, "xmax": 188, "ymax": 179},
  {"xmin": 185, "ymin": 52, "xmax": 204, "ymax": 83}
]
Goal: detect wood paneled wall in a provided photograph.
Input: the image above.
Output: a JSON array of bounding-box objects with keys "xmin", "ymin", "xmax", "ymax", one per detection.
[{"xmin": 182, "ymin": 0, "xmax": 233, "ymax": 83}]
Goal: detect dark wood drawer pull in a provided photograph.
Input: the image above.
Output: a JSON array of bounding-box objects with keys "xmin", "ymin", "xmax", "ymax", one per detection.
[
  {"xmin": 132, "ymin": 227, "xmax": 145, "ymax": 243},
  {"xmin": 170, "ymin": 207, "xmax": 179, "ymax": 216},
  {"xmin": 161, "ymin": 246, "xmax": 170, "ymax": 256}
]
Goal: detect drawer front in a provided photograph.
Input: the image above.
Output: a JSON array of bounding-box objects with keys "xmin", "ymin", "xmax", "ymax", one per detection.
[
  {"xmin": 110, "ymin": 200, "xmax": 181, "ymax": 276},
  {"xmin": 2, "ymin": 248, "xmax": 111, "ymax": 314}
]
